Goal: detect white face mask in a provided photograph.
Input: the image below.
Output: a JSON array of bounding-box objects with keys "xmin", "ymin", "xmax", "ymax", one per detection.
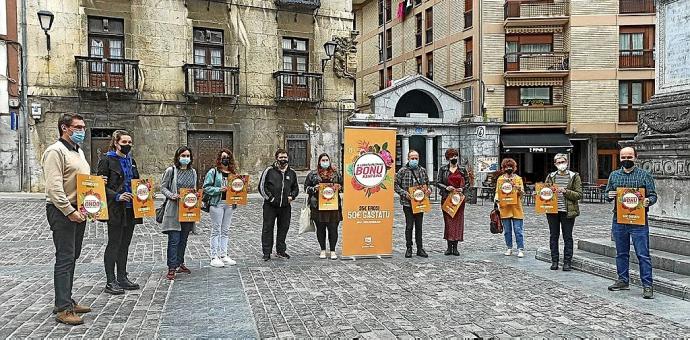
[{"xmin": 556, "ymin": 163, "xmax": 568, "ymax": 172}]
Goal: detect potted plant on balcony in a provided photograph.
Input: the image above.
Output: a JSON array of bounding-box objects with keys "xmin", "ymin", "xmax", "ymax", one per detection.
[{"xmin": 531, "ymin": 99, "xmax": 545, "ymax": 107}]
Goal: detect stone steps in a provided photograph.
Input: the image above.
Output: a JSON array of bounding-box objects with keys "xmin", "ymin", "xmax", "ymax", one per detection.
[
  {"xmin": 649, "ymin": 232, "xmax": 690, "ymax": 256},
  {"xmin": 578, "ymin": 238, "xmax": 690, "ymax": 276},
  {"xmin": 536, "ymin": 247, "xmax": 690, "ymax": 300}
]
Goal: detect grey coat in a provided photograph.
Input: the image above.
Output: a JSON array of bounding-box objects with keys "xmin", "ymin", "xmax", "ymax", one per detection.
[{"xmin": 159, "ymin": 166, "xmax": 198, "ymax": 233}]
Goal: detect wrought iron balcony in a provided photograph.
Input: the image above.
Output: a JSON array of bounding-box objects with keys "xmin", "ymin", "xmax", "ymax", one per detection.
[
  {"xmin": 619, "ymin": 49, "xmax": 655, "ymax": 69},
  {"xmin": 504, "ymin": 106, "xmax": 567, "ymax": 124},
  {"xmin": 75, "ymin": 56, "xmax": 139, "ymax": 93},
  {"xmin": 183, "ymin": 64, "xmax": 240, "ymax": 97},
  {"xmin": 504, "ymin": 52, "xmax": 569, "ymax": 73},
  {"xmin": 274, "ymin": 71, "xmax": 323, "ymax": 102},
  {"xmin": 619, "ymin": 0, "xmax": 655, "ymax": 14},
  {"xmin": 275, "ymin": 0, "xmax": 320, "ymax": 11},
  {"xmin": 504, "ymin": 0, "xmax": 569, "ymax": 19}
]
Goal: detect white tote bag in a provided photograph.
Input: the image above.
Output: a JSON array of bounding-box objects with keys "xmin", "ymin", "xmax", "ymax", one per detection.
[{"xmin": 299, "ymin": 197, "xmax": 315, "ymax": 234}]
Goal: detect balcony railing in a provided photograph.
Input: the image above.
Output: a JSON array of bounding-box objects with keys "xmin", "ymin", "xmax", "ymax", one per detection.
[
  {"xmin": 464, "ymin": 60, "xmax": 473, "ymax": 78},
  {"xmin": 183, "ymin": 64, "xmax": 239, "ymax": 97},
  {"xmin": 275, "ymin": 0, "xmax": 320, "ymax": 11},
  {"xmin": 504, "ymin": 106, "xmax": 567, "ymax": 124},
  {"xmin": 504, "ymin": 52, "xmax": 569, "ymax": 72},
  {"xmin": 75, "ymin": 56, "xmax": 139, "ymax": 93},
  {"xmin": 619, "ymin": 0, "xmax": 655, "ymax": 13},
  {"xmin": 619, "ymin": 49, "xmax": 655, "ymax": 68},
  {"xmin": 464, "ymin": 11, "xmax": 473, "ymax": 28},
  {"xmin": 504, "ymin": 1, "xmax": 569, "ymax": 19},
  {"xmin": 619, "ymin": 107, "xmax": 639, "ymax": 122},
  {"xmin": 274, "ymin": 71, "xmax": 323, "ymax": 102}
]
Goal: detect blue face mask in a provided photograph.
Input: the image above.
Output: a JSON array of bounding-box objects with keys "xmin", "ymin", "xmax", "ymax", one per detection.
[
  {"xmin": 70, "ymin": 130, "xmax": 86, "ymax": 144},
  {"xmin": 320, "ymin": 161, "xmax": 330, "ymax": 169},
  {"xmin": 179, "ymin": 157, "xmax": 191, "ymax": 165},
  {"xmin": 409, "ymin": 160, "xmax": 419, "ymax": 168}
]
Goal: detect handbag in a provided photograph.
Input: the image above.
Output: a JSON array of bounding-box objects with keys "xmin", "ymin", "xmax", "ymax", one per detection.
[
  {"xmin": 201, "ymin": 168, "xmax": 216, "ymax": 213},
  {"xmin": 299, "ymin": 196, "xmax": 315, "ymax": 234},
  {"xmin": 490, "ymin": 203, "xmax": 503, "ymax": 234},
  {"xmin": 155, "ymin": 167, "xmax": 174, "ymax": 224}
]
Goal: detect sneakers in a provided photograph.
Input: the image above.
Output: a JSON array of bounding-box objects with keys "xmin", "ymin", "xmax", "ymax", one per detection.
[
  {"xmin": 550, "ymin": 261, "xmax": 559, "ymax": 270},
  {"xmin": 262, "ymin": 254, "xmax": 271, "ymax": 261},
  {"xmin": 104, "ymin": 281, "xmax": 125, "ymax": 295},
  {"xmin": 177, "ymin": 264, "xmax": 191, "ymax": 274},
  {"xmin": 210, "ymin": 256, "xmax": 225, "ymax": 268},
  {"xmin": 166, "ymin": 269, "xmax": 176, "ymax": 280},
  {"xmin": 221, "ymin": 256, "xmax": 237, "ymax": 266},
  {"xmin": 319, "ymin": 250, "xmax": 327, "ymax": 259},
  {"xmin": 517, "ymin": 250, "xmax": 525, "ymax": 258},
  {"xmin": 643, "ymin": 286, "xmax": 654, "ymax": 299},
  {"xmin": 276, "ymin": 252, "xmax": 291, "ymax": 259},
  {"xmin": 330, "ymin": 251, "xmax": 338, "ymax": 260},
  {"xmin": 56, "ymin": 310, "xmax": 84, "ymax": 326},
  {"xmin": 608, "ymin": 280, "xmax": 630, "ymax": 291},
  {"xmin": 504, "ymin": 248, "xmax": 513, "ymax": 256}
]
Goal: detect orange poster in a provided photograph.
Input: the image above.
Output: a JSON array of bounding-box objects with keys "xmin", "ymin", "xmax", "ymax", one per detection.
[
  {"xmin": 408, "ymin": 185, "xmax": 430, "ymax": 214},
  {"xmin": 318, "ymin": 183, "xmax": 339, "ymax": 211},
  {"xmin": 442, "ymin": 192, "xmax": 465, "ymax": 218},
  {"xmin": 178, "ymin": 188, "xmax": 202, "ymax": 222},
  {"xmin": 76, "ymin": 174, "xmax": 109, "ymax": 221},
  {"xmin": 342, "ymin": 127, "xmax": 397, "ymax": 258},
  {"xmin": 535, "ymin": 183, "xmax": 558, "ymax": 215},
  {"xmin": 617, "ymin": 188, "xmax": 646, "ymax": 225},
  {"xmin": 497, "ymin": 178, "xmax": 518, "ymax": 206},
  {"xmin": 226, "ymin": 175, "xmax": 249, "ymax": 205},
  {"xmin": 131, "ymin": 179, "xmax": 155, "ymax": 218}
]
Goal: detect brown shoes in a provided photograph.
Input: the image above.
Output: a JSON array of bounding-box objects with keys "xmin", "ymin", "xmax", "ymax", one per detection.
[
  {"xmin": 73, "ymin": 303, "xmax": 92, "ymax": 314},
  {"xmin": 56, "ymin": 310, "xmax": 84, "ymax": 326}
]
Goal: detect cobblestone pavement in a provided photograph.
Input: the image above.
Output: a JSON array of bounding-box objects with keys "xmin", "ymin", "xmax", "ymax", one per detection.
[{"xmin": 1, "ymin": 196, "xmax": 689, "ymax": 338}]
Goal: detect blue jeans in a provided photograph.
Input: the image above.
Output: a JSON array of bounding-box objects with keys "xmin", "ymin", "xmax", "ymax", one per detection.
[
  {"xmin": 612, "ymin": 219, "xmax": 653, "ymax": 287},
  {"xmin": 166, "ymin": 230, "xmax": 191, "ymax": 270},
  {"xmin": 502, "ymin": 218, "xmax": 524, "ymax": 250}
]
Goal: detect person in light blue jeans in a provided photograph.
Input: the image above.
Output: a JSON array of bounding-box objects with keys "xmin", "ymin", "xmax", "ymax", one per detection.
[{"xmin": 203, "ymin": 148, "xmax": 239, "ymax": 268}]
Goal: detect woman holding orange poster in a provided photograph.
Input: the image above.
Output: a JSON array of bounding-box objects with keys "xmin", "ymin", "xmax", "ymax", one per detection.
[
  {"xmin": 304, "ymin": 153, "xmax": 343, "ymax": 260},
  {"xmin": 203, "ymin": 148, "xmax": 239, "ymax": 268},
  {"xmin": 435, "ymin": 148, "xmax": 471, "ymax": 257},
  {"xmin": 494, "ymin": 158, "xmax": 526, "ymax": 258}
]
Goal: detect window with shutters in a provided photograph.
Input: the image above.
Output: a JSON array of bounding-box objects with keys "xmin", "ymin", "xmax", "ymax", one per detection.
[{"xmin": 286, "ymin": 135, "xmax": 309, "ymax": 170}]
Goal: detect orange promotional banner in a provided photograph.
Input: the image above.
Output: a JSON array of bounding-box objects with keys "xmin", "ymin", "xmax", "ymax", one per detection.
[
  {"xmin": 497, "ymin": 178, "xmax": 519, "ymax": 206},
  {"xmin": 442, "ymin": 192, "xmax": 465, "ymax": 218},
  {"xmin": 342, "ymin": 127, "xmax": 397, "ymax": 258},
  {"xmin": 178, "ymin": 188, "xmax": 202, "ymax": 223},
  {"xmin": 318, "ymin": 183, "xmax": 339, "ymax": 211},
  {"xmin": 408, "ymin": 185, "xmax": 430, "ymax": 214},
  {"xmin": 535, "ymin": 183, "xmax": 558, "ymax": 215},
  {"xmin": 226, "ymin": 175, "xmax": 249, "ymax": 205},
  {"xmin": 76, "ymin": 174, "xmax": 109, "ymax": 221},
  {"xmin": 617, "ymin": 188, "xmax": 646, "ymax": 225},
  {"xmin": 131, "ymin": 179, "xmax": 155, "ymax": 218}
]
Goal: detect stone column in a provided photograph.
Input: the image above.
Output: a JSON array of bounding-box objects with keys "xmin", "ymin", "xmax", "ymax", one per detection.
[
  {"xmin": 426, "ymin": 136, "xmax": 434, "ymax": 182},
  {"xmin": 401, "ymin": 135, "xmax": 410, "ymax": 165}
]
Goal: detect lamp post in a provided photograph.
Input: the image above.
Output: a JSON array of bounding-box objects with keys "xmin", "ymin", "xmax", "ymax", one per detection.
[
  {"xmin": 37, "ymin": 10, "xmax": 54, "ymax": 51},
  {"xmin": 321, "ymin": 40, "xmax": 337, "ymax": 72}
]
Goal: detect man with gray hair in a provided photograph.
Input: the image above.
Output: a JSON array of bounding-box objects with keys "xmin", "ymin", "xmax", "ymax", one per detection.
[{"xmin": 543, "ymin": 153, "xmax": 582, "ymax": 271}]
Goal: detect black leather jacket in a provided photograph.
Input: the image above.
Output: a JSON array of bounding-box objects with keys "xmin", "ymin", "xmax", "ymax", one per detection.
[{"xmin": 435, "ymin": 164, "xmax": 471, "ymax": 201}]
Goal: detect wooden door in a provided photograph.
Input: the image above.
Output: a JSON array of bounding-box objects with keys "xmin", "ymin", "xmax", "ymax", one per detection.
[{"xmin": 187, "ymin": 132, "xmax": 234, "ymax": 186}]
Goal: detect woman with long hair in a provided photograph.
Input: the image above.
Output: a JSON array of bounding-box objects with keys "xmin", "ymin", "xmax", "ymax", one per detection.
[
  {"xmin": 203, "ymin": 148, "xmax": 239, "ymax": 267},
  {"xmin": 304, "ymin": 153, "xmax": 343, "ymax": 259}
]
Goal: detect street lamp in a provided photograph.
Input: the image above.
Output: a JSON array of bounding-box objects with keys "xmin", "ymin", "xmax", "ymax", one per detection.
[
  {"xmin": 37, "ymin": 10, "xmax": 54, "ymax": 51},
  {"xmin": 321, "ymin": 40, "xmax": 337, "ymax": 72}
]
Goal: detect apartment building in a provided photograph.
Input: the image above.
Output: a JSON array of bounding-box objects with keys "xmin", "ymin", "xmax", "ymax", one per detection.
[
  {"xmin": 353, "ymin": 0, "xmax": 655, "ymax": 184},
  {"xmin": 19, "ymin": 0, "xmax": 355, "ymax": 191}
]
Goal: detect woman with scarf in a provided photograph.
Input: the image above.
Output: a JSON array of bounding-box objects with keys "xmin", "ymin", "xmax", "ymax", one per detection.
[
  {"xmin": 304, "ymin": 153, "xmax": 343, "ymax": 260},
  {"xmin": 97, "ymin": 130, "xmax": 143, "ymax": 295}
]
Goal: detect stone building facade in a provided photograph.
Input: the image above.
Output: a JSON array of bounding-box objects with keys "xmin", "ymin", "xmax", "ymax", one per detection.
[
  {"xmin": 354, "ymin": 0, "xmax": 656, "ymax": 185},
  {"xmin": 1, "ymin": 0, "xmax": 22, "ymax": 191},
  {"xmin": 21, "ymin": 0, "xmax": 355, "ymax": 192}
]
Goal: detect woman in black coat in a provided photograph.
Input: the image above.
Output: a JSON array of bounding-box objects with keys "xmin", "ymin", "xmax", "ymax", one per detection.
[
  {"xmin": 304, "ymin": 153, "xmax": 343, "ymax": 260},
  {"xmin": 97, "ymin": 130, "xmax": 143, "ymax": 295}
]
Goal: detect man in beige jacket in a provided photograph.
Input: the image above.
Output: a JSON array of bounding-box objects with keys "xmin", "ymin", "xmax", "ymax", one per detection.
[{"xmin": 42, "ymin": 113, "xmax": 92, "ymax": 325}]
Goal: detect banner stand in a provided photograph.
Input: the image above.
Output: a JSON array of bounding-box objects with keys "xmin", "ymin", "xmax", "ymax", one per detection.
[{"xmin": 340, "ymin": 254, "xmax": 393, "ymax": 261}]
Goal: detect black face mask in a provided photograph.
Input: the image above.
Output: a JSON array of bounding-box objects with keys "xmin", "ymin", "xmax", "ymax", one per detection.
[
  {"xmin": 621, "ymin": 160, "xmax": 635, "ymax": 169},
  {"xmin": 119, "ymin": 145, "xmax": 132, "ymax": 155},
  {"xmin": 278, "ymin": 159, "xmax": 289, "ymax": 166},
  {"xmin": 450, "ymin": 158, "xmax": 458, "ymax": 165},
  {"xmin": 221, "ymin": 158, "xmax": 231, "ymax": 166},
  {"xmin": 505, "ymin": 168, "xmax": 514, "ymax": 174}
]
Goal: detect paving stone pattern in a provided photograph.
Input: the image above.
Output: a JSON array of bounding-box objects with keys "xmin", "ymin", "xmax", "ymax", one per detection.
[{"xmin": 0, "ymin": 197, "xmax": 688, "ymax": 338}]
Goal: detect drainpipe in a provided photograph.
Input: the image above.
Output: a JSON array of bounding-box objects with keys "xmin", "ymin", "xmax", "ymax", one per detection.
[{"xmin": 20, "ymin": 0, "xmax": 29, "ymax": 192}]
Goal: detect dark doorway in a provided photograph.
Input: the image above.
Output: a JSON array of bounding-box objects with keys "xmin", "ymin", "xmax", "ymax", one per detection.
[
  {"xmin": 187, "ymin": 131, "xmax": 233, "ymax": 185},
  {"xmin": 394, "ymin": 90, "xmax": 440, "ymax": 118},
  {"xmin": 90, "ymin": 128, "xmax": 117, "ymax": 173}
]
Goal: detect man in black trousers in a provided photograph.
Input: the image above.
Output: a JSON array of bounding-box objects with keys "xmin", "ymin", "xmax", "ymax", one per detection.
[{"xmin": 258, "ymin": 149, "xmax": 299, "ymax": 261}]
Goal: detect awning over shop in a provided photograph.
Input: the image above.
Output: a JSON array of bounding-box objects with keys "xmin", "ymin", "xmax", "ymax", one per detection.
[{"xmin": 501, "ymin": 132, "xmax": 573, "ymax": 153}]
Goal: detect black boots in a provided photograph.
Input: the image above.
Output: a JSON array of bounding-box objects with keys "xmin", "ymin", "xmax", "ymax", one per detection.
[
  {"xmin": 445, "ymin": 241, "xmax": 453, "ymax": 256},
  {"xmin": 105, "ymin": 280, "xmax": 125, "ymax": 295},
  {"xmin": 451, "ymin": 242, "xmax": 460, "ymax": 256},
  {"xmin": 405, "ymin": 247, "xmax": 413, "ymax": 258},
  {"xmin": 562, "ymin": 262, "xmax": 572, "ymax": 271},
  {"xmin": 417, "ymin": 248, "xmax": 428, "ymax": 258},
  {"xmin": 550, "ymin": 261, "xmax": 559, "ymax": 270},
  {"xmin": 118, "ymin": 275, "xmax": 140, "ymax": 290}
]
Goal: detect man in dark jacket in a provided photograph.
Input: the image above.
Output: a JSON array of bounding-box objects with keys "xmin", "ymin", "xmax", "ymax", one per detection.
[{"xmin": 259, "ymin": 149, "xmax": 300, "ymax": 261}]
